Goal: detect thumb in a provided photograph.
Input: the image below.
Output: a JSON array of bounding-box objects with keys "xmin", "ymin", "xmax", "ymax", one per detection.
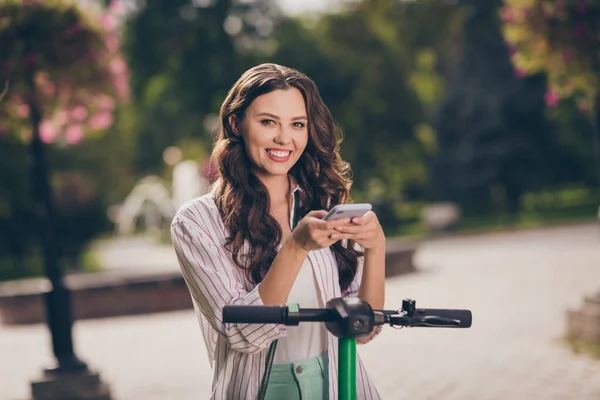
[{"xmin": 306, "ymin": 210, "xmax": 327, "ymax": 219}]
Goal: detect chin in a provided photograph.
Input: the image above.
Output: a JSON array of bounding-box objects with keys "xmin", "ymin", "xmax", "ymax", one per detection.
[
  {"xmin": 265, "ymin": 166, "xmax": 292, "ymax": 176},
  {"xmin": 257, "ymin": 161, "xmax": 295, "ymax": 178}
]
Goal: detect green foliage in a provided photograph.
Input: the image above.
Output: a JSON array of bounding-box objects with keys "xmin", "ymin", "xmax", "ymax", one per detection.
[
  {"xmin": 501, "ymin": 0, "xmax": 600, "ymax": 101},
  {"xmin": 268, "ymin": 1, "xmax": 463, "ymax": 210},
  {"xmin": 271, "ymin": 15, "xmax": 420, "ymax": 216},
  {"xmin": 547, "ymin": 97, "xmax": 599, "ymax": 185},
  {"xmin": 433, "ymin": 1, "xmax": 561, "ymax": 214},
  {"xmin": 566, "ymin": 334, "xmax": 600, "ymax": 359},
  {"xmin": 0, "ymin": 0, "xmax": 128, "ymax": 142},
  {"xmin": 0, "ymin": 0, "xmax": 129, "ymax": 280},
  {"xmin": 3, "ymin": 0, "xmax": 598, "ymax": 285},
  {"xmin": 122, "ymin": 0, "xmax": 464, "ymax": 206},
  {"xmin": 0, "ymin": 0, "xmax": 108, "ymax": 92},
  {"xmin": 500, "ymin": 0, "xmax": 600, "ymax": 204},
  {"xmin": 0, "ymin": 138, "xmax": 35, "ymax": 270},
  {"xmin": 123, "ymin": 0, "xmax": 279, "ymax": 173},
  {"xmin": 0, "ymin": 137, "xmax": 113, "ymax": 280},
  {"xmin": 0, "ymin": 250, "xmax": 101, "ymax": 282}
]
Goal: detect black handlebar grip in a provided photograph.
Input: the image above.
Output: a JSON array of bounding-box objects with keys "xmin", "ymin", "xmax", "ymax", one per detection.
[
  {"xmin": 223, "ymin": 305, "xmax": 287, "ymax": 324},
  {"xmin": 416, "ymin": 309, "xmax": 472, "ymax": 328}
]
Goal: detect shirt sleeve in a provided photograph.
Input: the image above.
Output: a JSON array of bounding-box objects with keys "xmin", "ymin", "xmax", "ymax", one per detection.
[{"xmin": 171, "ymin": 217, "xmax": 287, "ymax": 354}]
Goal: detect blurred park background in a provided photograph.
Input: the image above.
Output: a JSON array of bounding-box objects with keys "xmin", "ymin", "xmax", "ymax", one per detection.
[
  {"xmin": 1, "ymin": 0, "xmax": 600, "ymax": 399},
  {"xmin": 1, "ymin": 0, "xmax": 600, "ymax": 281}
]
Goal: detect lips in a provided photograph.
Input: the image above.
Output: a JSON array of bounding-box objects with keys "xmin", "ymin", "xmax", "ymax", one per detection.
[{"xmin": 266, "ymin": 149, "xmax": 292, "ymax": 162}]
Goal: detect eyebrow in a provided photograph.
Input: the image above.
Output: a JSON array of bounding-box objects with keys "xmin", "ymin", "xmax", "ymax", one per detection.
[{"xmin": 255, "ymin": 112, "xmax": 308, "ymax": 121}]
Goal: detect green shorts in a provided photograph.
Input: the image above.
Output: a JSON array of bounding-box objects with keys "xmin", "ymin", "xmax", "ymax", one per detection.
[{"xmin": 264, "ymin": 352, "xmax": 329, "ymax": 400}]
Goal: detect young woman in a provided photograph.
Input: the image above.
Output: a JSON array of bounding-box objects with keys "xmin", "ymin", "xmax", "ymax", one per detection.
[{"xmin": 171, "ymin": 63, "xmax": 385, "ymax": 400}]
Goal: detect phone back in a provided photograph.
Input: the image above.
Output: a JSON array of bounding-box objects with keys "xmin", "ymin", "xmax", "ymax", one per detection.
[{"xmin": 323, "ymin": 203, "xmax": 372, "ymax": 221}]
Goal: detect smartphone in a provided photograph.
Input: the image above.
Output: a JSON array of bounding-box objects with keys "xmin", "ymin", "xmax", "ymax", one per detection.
[{"xmin": 323, "ymin": 203, "xmax": 372, "ymax": 221}]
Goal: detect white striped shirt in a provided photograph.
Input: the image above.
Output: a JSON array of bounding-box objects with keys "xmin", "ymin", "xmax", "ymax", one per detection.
[{"xmin": 171, "ymin": 190, "xmax": 381, "ymax": 400}]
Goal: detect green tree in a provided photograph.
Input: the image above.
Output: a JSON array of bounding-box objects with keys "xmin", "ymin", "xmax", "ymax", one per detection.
[
  {"xmin": 433, "ymin": 0, "xmax": 559, "ymax": 215},
  {"xmin": 273, "ymin": 8, "xmax": 421, "ymax": 179},
  {"xmin": 0, "ymin": 137, "xmax": 35, "ymax": 278},
  {"xmin": 0, "ymin": 0, "xmax": 129, "ymax": 376},
  {"xmin": 271, "ymin": 15, "xmax": 422, "ymax": 229},
  {"xmin": 265, "ymin": 0, "xmax": 466, "ymax": 230},
  {"xmin": 0, "ymin": 0, "xmax": 128, "ymax": 276},
  {"xmin": 501, "ymin": 0, "xmax": 600, "ymax": 194},
  {"xmin": 123, "ymin": 0, "xmax": 280, "ymax": 173}
]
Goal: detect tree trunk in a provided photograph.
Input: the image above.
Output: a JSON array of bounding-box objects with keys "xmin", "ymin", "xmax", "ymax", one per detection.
[{"xmin": 25, "ymin": 70, "xmax": 87, "ymax": 374}]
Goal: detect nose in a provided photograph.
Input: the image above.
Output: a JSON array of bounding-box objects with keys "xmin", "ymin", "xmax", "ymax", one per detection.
[{"xmin": 273, "ymin": 126, "xmax": 292, "ymax": 145}]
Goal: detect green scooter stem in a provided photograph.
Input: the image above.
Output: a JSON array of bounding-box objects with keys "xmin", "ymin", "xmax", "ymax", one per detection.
[{"xmin": 338, "ymin": 338, "xmax": 356, "ymax": 400}]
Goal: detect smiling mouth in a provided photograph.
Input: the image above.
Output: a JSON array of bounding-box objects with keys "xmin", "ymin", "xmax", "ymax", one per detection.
[{"xmin": 266, "ymin": 149, "xmax": 292, "ymax": 158}]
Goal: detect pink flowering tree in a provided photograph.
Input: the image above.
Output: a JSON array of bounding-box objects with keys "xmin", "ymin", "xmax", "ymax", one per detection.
[
  {"xmin": 0, "ymin": 0, "xmax": 130, "ymax": 369},
  {"xmin": 0, "ymin": 0, "xmax": 129, "ymax": 144},
  {"xmin": 0, "ymin": 0, "xmax": 129, "ymax": 259},
  {"xmin": 501, "ymin": 0, "xmax": 600, "ymax": 196},
  {"xmin": 501, "ymin": 0, "xmax": 600, "ymax": 107}
]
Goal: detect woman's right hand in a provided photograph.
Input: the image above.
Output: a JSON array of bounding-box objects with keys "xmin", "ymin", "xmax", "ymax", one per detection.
[{"xmin": 288, "ymin": 210, "xmax": 351, "ymax": 252}]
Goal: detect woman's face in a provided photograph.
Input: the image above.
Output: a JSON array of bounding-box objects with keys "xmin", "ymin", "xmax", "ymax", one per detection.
[{"xmin": 235, "ymin": 88, "xmax": 309, "ymax": 181}]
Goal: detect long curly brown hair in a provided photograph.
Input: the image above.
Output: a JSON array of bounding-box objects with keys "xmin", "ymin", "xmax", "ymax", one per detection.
[{"xmin": 211, "ymin": 63, "xmax": 361, "ymax": 292}]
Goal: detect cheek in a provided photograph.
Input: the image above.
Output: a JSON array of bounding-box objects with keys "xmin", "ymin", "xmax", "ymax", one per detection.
[
  {"xmin": 242, "ymin": 139, "xmax": 262, "ymax": 164},
  {"xmin": 242, "ymin": 130, "xmax": 267, "ymax": 153}
]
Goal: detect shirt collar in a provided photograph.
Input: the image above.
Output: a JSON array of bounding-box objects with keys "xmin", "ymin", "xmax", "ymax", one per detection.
[
  {"xmin": 288, "ymin": 174, "xmax": 302, "ymax": 230},
  {"xmin": 288, "ymin": 174, "xmax": 302, "ymax": 195}
]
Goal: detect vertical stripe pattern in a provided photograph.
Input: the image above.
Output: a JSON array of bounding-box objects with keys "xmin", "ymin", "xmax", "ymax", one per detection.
[{"xmin": 171, "ymin": 192, "xmax": 381, "ymax": 400}]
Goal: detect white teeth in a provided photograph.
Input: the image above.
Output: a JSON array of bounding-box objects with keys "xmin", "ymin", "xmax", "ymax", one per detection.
[{"xmin": 267, "ymin": 150, "xmax": 291, "ymax": 158}]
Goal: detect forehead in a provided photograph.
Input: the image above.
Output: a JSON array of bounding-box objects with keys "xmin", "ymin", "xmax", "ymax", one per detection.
[{"xmin": 247, "ymin": 88, "xmax": 307, "ymax": 117}]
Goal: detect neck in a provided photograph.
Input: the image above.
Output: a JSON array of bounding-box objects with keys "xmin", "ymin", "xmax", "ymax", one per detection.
[{"xmin": 259, "ymin": 173, "xmax": 290, "ymax": 205}]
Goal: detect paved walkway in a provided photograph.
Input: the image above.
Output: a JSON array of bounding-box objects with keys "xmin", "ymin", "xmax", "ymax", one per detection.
[
  {"xmin": 1, "ymin": 223, "xmax": 600, "ymax": 399},
  {"xmin": 90, "ymin": 236, "xmax": 180, "ymax": 275}
]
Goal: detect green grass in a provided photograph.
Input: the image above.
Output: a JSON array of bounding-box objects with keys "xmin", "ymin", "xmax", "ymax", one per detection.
[
  {"xmin": 565, "ymin": 335, "xmax": 600, "ymax": 359},
  {"xmin": 389, "ymin": 202, "xmax": 599, "ymax": 238},
  {"xmin": 459, "ymin": 203, "xmax": 598, "ymax": 232},
  {"xmin": 392, "ymin": 221, "xmax": 425, "ymax": 238},
  {"xmin": 78, "ymin": 251, "xmax": 102, "ymax": 273},
  {"xmin": 0, "ymin": 250, "xmax": 102, "ymax": 282}
]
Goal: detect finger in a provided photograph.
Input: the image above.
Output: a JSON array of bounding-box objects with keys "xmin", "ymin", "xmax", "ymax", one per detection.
[
  {"xmin": 352, "ymin": 211, "xmax": 376, "ymax": 225},
  {"xmin": 330, "ymin": 232, "xmax": 361, "ymax": 241},
  {"xmin": 350, "ymin": 216, "xmax": 364, "ymax": 225},
  {"xmin": 320, "ymin": 234, "xmax": 342, "ymax": 246},
  {"xmin": 307, "ymin": 210, "xmax": 327, "ymax": 219},
  {"xmin": 321, "ymin": 218, "xmax": 351, "ymax": 230},
  {"xmin": 326, "ymin": 218, "xmax": 352, "ymax": 228},
  {"xmin": 333, "ymin": 225, "xmax": 362, "ymax": 234},
  {"xmin": 317, "ymin": 228, "xmax": 346, "ymax": 244}
]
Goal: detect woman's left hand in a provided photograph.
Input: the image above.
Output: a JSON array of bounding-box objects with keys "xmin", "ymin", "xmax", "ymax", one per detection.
[{"xmin": 330, "ymin": 211, "xmax": 385, "ymax": 250}]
